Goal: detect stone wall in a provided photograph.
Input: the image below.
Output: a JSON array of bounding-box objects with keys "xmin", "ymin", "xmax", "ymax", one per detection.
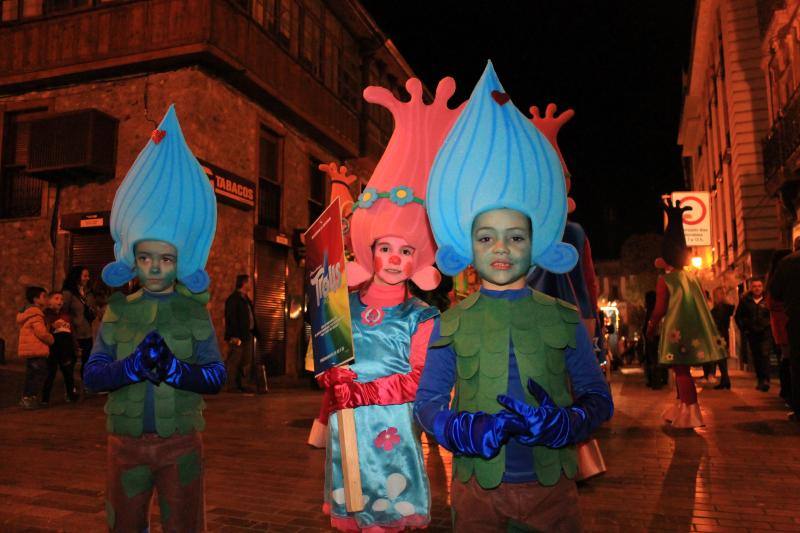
[{"xmin": 0, "ymin": 67, "xmax": 339, "ymax": 375}]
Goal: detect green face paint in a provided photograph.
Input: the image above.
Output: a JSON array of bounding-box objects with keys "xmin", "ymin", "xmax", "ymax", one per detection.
[
  {"xmin": 134, "ymin": 240, "xmax": 178, "ymax": 293},
  {"xmin": 471, "ymin": 209, "xmax": 532, "ymax": 289}
]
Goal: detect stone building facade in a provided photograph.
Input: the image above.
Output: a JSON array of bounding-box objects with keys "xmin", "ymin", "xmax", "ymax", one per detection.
[
  {"xmin": 0, "ymin": 0, "xmax": 416, "ymax": 379},
  {"xmin": 759, "ymin": 0, "xmax": 800, "ymax": 247},
  {"xmin": 678, "ymin": 0, "xmax": 781, "ymax": 283}
]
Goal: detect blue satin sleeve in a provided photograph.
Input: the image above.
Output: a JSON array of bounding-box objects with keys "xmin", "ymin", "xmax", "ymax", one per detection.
[
  {"xmin": 193, "ymin": 324, "xmax": 223, "ymax": 364},
  {"xmin": 414, "ymin": 319, "xmax": 457, "ymax": 438},
  {"xmin": 165, "ymin": 359, "xmax": 226, "ymax": 394},
  {"xmin": 565, "ymin": 323, "xmax": 614, "ymax": 441},
  {"xmin": 164, "ymin": 322, "xmax": 225, "ymax": 394}
]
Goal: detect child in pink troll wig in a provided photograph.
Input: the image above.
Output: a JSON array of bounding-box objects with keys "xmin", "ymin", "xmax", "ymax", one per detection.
[{"xmin": 317, "ymin": 76, "xmax": 464, "ymax": 532}]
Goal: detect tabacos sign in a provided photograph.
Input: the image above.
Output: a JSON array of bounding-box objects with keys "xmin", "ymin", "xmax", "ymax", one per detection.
[{"xmin": 199, "ymin": 159, "xmax": 255, "ymax": 211}]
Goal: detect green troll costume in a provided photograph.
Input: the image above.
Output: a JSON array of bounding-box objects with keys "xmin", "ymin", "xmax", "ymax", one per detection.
[
  {"xmin": 414, "ymin": 62, "xmax": 613, "ymax": 532},
  {"xmin": 84, "ymin": 105, "xmax": 226, "ymax": 532}
]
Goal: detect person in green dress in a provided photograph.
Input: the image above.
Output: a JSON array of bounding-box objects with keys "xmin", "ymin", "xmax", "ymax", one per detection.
[{"xmin": 647, "ymin": 199, "xmax": 726, "ymax": 428}]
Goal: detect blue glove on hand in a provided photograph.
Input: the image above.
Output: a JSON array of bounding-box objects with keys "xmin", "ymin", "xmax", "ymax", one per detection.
[
  {"xmin": 433, "ymin": 409, "xmax": 527, "ymax": 459},
  {"xmin": 138, "ymin": 331, "xmax": 167, "ymax": 384},
  {"xmin": 156, "ymin": 338, "xmax": 227, "ymax": 394},
  {"xmin": 84, "ymin": 331, "xmax": 162, "ymax": 391},
  {"xmin": 497, "ymin": 379, "xmax": 594, "ymax": 448}
]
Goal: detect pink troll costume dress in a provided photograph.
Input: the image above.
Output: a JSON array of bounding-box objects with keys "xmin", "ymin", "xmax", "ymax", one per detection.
[{"xmin": 320, "ymin": 77, "xmax": 463, "ymax": 532}]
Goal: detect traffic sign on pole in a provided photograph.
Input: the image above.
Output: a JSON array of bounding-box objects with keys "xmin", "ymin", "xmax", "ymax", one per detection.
[{"xmin": 671, "ymin": 191, "xmax": 711, "ymax": 246}]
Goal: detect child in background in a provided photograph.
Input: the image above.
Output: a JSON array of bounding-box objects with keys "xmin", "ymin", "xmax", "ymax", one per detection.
[
  {"xmin": 17, "ymin": 286, "xmax": 54, "ymax": 409},
  {"xmin": 42, "ymin": 290, "xmax": 79, "ymax": 405}
]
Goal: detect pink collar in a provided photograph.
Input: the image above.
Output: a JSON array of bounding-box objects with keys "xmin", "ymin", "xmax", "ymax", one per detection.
[{"xmin": 360, "ymin": 282, "xmax": 407, "ymax": 308}]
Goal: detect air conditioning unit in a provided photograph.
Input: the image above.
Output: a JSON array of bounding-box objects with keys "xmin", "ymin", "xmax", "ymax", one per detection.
[{"xmin": 26, "ymin": 109, "xmax": 118, "ymax": 180}]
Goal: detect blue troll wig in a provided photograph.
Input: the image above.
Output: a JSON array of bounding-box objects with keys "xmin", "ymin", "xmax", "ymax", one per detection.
[
  {"xmin": 102, "ymin": 105, "xmax": 217, "ymax": 293},
  {"xmin": 426, "ymin": 61, "xmax": 578, "ymax": 276}
]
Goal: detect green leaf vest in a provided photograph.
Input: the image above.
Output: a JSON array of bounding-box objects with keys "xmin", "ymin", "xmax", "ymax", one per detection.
[
  {"xmin": 101, "ymin": 284, "xmax": 213, "ymax": 438},
  {"xmin": 433, "ymin": 290, "xmax": 579, "ymax": 488}
]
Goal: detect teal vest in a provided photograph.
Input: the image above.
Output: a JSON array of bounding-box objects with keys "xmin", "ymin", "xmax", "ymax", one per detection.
[
  {"xmin": 433, "ymin": 290, "xmax": 579, "ymax": 488},
  {"xmin": 101, "ymin": 284, "xmax": 213, "ymax": 438}
]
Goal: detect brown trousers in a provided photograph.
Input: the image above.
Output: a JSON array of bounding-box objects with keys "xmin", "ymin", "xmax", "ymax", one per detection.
[
  {"xmin": 451, "ymin": 475, "xmax": 582, "ymax": 533},
  {"xmin": 106, "ymin": 432, "xmax": 205, "ymax": 532},
  {"xmin": 224, "ymin": 338, "xmax": 254, "ymax": 391}
]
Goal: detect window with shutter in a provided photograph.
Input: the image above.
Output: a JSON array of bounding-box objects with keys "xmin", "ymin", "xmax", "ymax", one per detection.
[{"xmin": 1, "ymin": 110, "xmax": 46, "ymax": 219}]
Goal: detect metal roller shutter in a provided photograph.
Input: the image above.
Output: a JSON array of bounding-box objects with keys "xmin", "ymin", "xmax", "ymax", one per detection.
[
  {"xmin": 69, "ymin": 230, "xmax": 115, "ymax": 284},
  {"xmin": 255, "ymin": 242, "xmax": 287, "ymax": 376}
]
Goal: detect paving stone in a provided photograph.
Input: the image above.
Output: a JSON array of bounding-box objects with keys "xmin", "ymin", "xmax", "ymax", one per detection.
[{"xmin": 1, "ymin": 367, "xmax": 799, "ymax": 532}]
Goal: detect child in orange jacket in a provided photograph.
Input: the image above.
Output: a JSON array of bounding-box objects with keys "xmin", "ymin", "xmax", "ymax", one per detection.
[{"xmin": 17, "ymin": 286, "xmax": 55, "ymax": 409}]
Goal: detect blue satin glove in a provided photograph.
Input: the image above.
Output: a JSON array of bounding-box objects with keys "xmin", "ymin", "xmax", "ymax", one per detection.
[
  {"xmin": 139, "ymin": 331, "xmax": 167, "ymax": 384},
  {"xmin": 155, "ymin": 338, "xmax": 227, "ymax": 394},
  {"xmin": 84, "ymin": 332, "xmax": 161, "ymax": 392},
  {"xmin": 497, "ymin": 378, "xmax": 611, "ymax": 448},
  {"xmin": 432, "ymin": 409, "xmax": 527, "ymax": 459}
]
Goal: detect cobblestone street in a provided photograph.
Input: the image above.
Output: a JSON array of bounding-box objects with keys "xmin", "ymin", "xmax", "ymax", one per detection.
[{"xmin": 1, "ymin": 363, "xmax": 799, "ymax": 532}]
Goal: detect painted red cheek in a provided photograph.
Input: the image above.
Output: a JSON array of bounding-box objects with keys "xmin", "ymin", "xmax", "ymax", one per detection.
[
  {"xmin": 389, "ymin": 255, "xmax": 401, "ymax": 266},
  {"xmin": 374, "ymin": 256, "xmax": 384, "ymax": 272},
  {"xmin": 402, "ymin": 262, "xmax": 413, "ymax": 276}
]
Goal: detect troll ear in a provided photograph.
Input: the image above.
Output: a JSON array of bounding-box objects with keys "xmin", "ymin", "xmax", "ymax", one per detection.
[
  {"xmin": 535, "ymin": 242, "xmax": 579, "ymax": 274},
  {"xmin": 411, "ymin": 266, "xmax": 441, "ymax": 291},
  {"xmin": 181, "ymin": 270, "xmax": 210, "ymax": 293},
  {"xmin": 435, "ymin": 246, "xmax": 471, "ymax": 277},
  {"xmin": 102, "ymin": 260, "xmax": 135, "ymax": 287},
  {"xmin": 345, "ymin": 261, "xmax": 372, "ymax": 288}
]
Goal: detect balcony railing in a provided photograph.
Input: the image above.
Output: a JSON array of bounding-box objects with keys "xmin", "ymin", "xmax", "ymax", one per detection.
[
  {"xmin": 763, "ymin": 85, "xmax": 800, "ymax": 193},
  {"xmin": 0, "ymin": 0, "xmax": 360, "ymax": 155}
]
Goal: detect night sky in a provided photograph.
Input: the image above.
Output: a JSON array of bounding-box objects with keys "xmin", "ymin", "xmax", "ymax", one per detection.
[{"xmin": 360, "ymin": 1, "xmax": 696, "ymax": 260}]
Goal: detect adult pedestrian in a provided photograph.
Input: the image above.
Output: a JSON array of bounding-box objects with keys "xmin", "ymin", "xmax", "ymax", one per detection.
[
  {"xmin": 767, "ymin": 250, "xmax": 792, "ymax": 403},
  {"xmin": 224, "ymin": 274, "xmax": 259, "ymax": 392},
  {"xmin": 710, "ymin": 287, "xmax": 735, "ymax": 390},
  {"xmin": 769, "ymin": 240, "xmax": 800, "ymax": 422},
  {"xmin": 735, "ymin": 278, "xmax": 773, "ymax": 392},
  {"xmin": 62, "ymin": 266, "xmax": 96, "ymax": 382}
]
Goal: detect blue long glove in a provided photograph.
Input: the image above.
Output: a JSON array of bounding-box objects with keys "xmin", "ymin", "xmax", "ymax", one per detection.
[
  {"xmin": 497, "ymin": 378, "xmax": 612, "ymax": 448},
  {"xmin": 84, "ymin": 332, "xmax": 162, "ymax": 392},
  {"xmin": 154, "ymin": 337, "xmax": 227, "ymax": 394},
  {"xmin": 432, "ymin": 409, "xmax": 527, "ymax": 459}
]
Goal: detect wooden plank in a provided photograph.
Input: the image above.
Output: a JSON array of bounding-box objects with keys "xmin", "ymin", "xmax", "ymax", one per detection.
[{"xmin": 336, "ymin": 408, "xmax": 364, "ymax": 513}]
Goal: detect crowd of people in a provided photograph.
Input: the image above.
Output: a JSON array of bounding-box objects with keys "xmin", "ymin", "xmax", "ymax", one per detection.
[
  {"xmin": 639, "ymin": 238, "xmax": 800, "ymax": 423},
  {"xmin": 16, "ymin": 266, "xmax": 99, "ymax": 409}
]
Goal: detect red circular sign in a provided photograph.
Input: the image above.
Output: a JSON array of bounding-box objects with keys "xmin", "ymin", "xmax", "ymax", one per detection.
[{"xmin": 676, "ymin": 195, "xmax": 707, "ymax": 226}]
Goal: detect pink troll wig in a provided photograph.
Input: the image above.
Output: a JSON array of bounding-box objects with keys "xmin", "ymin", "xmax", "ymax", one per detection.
[{"xmin": 347, "ymin": 76, "xmax": 464, "ymax": 290}]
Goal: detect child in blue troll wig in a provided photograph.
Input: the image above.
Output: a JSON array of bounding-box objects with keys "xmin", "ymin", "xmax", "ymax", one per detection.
[
  {"xmin": 415, "ymin": 62, "xmax": 613, "ymax": 531},
  {"xmin": 84, "ymin": 106, "xmax": 226, "ymax": 531}
]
